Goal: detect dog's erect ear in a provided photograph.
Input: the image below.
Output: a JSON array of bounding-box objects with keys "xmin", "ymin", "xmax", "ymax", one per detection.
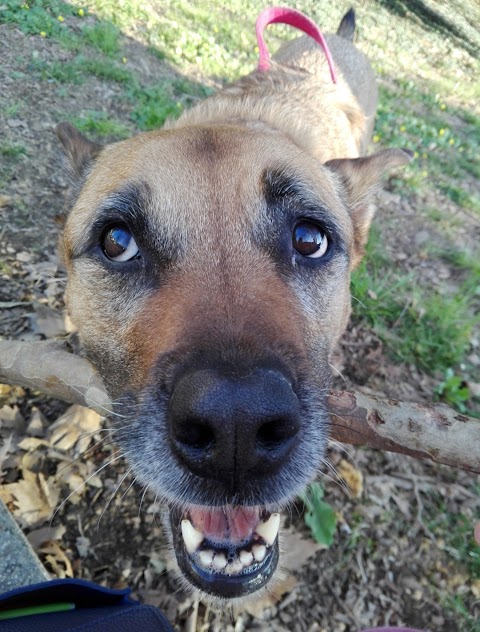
[
  {"xmin": 55, "ymin": 122, "xmax": 102, "ymax": 180},
  {"xmin": 326, "ymin": 148, "xmax": 413, "ymax": 267}
]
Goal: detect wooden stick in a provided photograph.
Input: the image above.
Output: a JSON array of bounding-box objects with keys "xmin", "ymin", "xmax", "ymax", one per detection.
[{"xmin": 1, "ymin": 339, "xmax": 479, "ymax": 473}]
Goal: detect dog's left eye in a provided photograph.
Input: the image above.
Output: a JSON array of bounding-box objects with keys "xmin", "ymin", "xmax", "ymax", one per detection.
[
  {"xmin": 102, "ymin": 226, "xmax": 139, "ymax": 261},
  {"xmin": 292, "ymin": 221, "xmax": 328, "ymax": 258}
]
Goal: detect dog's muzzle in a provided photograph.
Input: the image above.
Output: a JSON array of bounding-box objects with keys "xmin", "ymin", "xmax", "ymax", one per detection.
[{"xmin": 167, "ymin": 366, "xmax": 300, "ymax": 597}]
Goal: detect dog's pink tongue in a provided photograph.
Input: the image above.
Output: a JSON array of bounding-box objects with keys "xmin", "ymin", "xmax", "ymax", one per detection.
[{"xmin": 189, "ymin": 506, "xmax": 260, "ymax": 544}]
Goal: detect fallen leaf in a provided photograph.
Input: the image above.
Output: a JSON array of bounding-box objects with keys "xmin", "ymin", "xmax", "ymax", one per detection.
[
  {"xmin": 40, "ymin": 540, "xmax": 73, "ymax": 578},
  {"xmin": 4, "ymin": 472, "xmax": 60, "ymax": 526},
  {"xmin": 18, "ymin": 437, "xmax": 50, "ymax": 451},
  {"xmin": 281, "ymin": 529, "xmax": 323, "ymax": 571},
  {"xmin": 242, "ymin": 574, "xmax": 297, "ymax": 617},
  {"xmin": 0, "ymin": 433, "xmax": 14, "ymax": 475},
  {"xmin": 0, "ymin": 194, "xmax": 12, "ymax": 208},
  {"xmin": 48, "ymin": 404, "xmax": 103, "ymax": 455},
  {"xmin": 337, "ymin": 459, "xmax": 364, "ymax": 498},
  {"xmin": 28, "ymin": 524, "xmax": 67, "ymax": 550}
]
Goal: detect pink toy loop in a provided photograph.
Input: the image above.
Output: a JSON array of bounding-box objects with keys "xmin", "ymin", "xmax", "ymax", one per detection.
[{"xmin": 256, "ymin": 6, "xmax": 337, "ymax": 83}]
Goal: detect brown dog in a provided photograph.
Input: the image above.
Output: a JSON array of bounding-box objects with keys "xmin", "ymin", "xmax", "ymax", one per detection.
[{"xmin": 55, "ymin": 8, "xmax": 410, "ymax": 603}]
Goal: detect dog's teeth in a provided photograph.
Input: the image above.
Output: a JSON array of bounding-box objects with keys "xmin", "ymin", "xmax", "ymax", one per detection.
[
  {"xmin": 239, "ymin": 549, "xmax": 254, "ymax": 566},
  {"xmin": 226, "ymin": 560, "xmax": 243, "ymax": 575},
  {"xmin": 255, "ymin": 512, "xmax": 280, "ymax": 545},
  {"xmin": 198, "ymin": 549, "xmax": 214, "ymax": 567},
  {"xmin": 181, "ymin": 519, "xmax": 204, "ymax": 555},
  {"xmin": 212, "ymin": 553, "xmax": 227, "ymax": 570},
  {"xmin": 252, "ymin": 544, "xmax": 266, "ymax": 562}
]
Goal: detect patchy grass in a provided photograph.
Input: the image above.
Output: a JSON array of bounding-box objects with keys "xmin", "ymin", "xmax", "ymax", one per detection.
[
  {"xmin": 81, "ymin": 22, "xmax": 120, "ymax": 56},
  {"xmin": 426, "ymin": 490, "xmax": 480, "ymax": 630},
  {"xmin": 70, "ymin": 111, "xmax": 131, "ymax": 139},
  {"xmin": 0, "ymin": 143, "xmax": 27, "ymax": 159}
]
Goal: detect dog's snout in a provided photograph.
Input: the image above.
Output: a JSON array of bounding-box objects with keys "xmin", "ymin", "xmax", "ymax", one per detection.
[{"xmin": 168, "ymin": 367, "xmax": 300, "ymax": 485}]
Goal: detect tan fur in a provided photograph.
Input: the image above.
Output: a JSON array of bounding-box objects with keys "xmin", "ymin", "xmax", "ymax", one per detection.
[{"xmin": 55, "ymin": 16, "xmax": 411, "ymax": 600}]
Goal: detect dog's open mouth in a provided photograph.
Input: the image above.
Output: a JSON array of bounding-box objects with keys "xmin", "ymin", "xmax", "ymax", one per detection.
[{"xmin": 170, "ymin": 506, "xmax": 280, "ymax": 598}]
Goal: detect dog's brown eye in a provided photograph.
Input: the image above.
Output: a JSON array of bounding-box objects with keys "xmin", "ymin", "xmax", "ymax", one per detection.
[
  {"xmin": 103, "ymin": 226, "xmax": 139, "ymax": 262},
  {"xmin": 292, "ymin": 221, "xmax": 328, "ymax": 258}
]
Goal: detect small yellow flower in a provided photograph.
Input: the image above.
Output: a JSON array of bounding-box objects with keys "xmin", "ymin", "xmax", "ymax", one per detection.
[
  {"xmin": 440, "ymin": 103, "xmax": 446, "ymax": 110},
  {"xmin": 122, "ymin": 57, "xmax": 127, "ymax": 64},
  {"xmin": 449, "ymin": 138, "xmax": 454, "ymax": 145},
  {"xmin": 413, "ymin": 151, "xmax": 419, "ymax": 159},
  {"xmin": 57, "ymin": 15, "xmax": 64, "ymax": 22},
  {"xmin": 40, "ymin": 31, "xmax": 47, "ymax": 37},
  {"xmin": 399, "ymin": 125, "xmax": 406, "ymax": 132},
  {"xmin": 421, "ymin": 170, "xmax": 428, "ymax": 178},
  {"xmin": 438, "ymin": 128, "xmax": 445, "ymax": 136},
  {"xmin": 78, "ymin": 8, "xmax": 85, "ymax": 17},
  {"xmin": 213, "ymin": 25, "xmax": 219, "ymax": 33},
  {"xmin": 373, "ymin": 134, "xmax": 380, "ymax": 143}
]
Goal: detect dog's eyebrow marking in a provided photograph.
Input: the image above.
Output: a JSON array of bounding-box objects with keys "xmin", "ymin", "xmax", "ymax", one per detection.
[
  {"xmin": 74, "ymin": 181, "xmax": 180, "ymax": 262},
  {"xmin": 261, "ymin": 168, "xmax": 345, "ymax": 240}
]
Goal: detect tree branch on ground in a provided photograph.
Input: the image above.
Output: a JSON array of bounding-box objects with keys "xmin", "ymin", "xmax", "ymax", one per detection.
[{"xmin": 1, "ymin": 339, "xmax": 479, "ymax": 473}]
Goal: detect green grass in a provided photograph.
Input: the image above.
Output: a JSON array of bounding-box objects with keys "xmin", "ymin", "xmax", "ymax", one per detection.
[
  {"xmin": 352, "ymin": 229, "xmax": 480, "ymax": 384},
  {"xmin": 374, "ymin": 85, "xmax": 480, "ymax": 214},
  {"xmin": 0, "ymin": 143, "xmax": 27, "ymax": 158},
  {"xmin": 427, "ymin": 492, "xmax": 480, "ymax": 630},
  {"xmin": 81, "ymin": 22, "xmax": 120, "ymax": 56},
  {"xmin": 70, "ymin": 111, "xmax": 131, "ymax": 138}
]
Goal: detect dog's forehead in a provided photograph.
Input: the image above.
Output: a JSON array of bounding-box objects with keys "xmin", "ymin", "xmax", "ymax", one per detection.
[{"xmin": 68, "ymin": 126, "xmax": 352, "ymax": 240}]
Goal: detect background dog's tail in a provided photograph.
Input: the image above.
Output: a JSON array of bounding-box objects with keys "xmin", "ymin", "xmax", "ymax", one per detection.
[{"xmin": 337, "ymin": 7, "xmax": 356, "ymax": 41}]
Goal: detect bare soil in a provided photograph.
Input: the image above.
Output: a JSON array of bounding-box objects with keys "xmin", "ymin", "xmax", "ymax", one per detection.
[{"xmin": 0, "ymin": 19, "xmax": 479, "ymax": 632}]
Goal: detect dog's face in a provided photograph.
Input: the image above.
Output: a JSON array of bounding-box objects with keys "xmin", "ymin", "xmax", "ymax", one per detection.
[{"xmin": 57, "ymin": 122, "xmax": 409, "ymax": 601}]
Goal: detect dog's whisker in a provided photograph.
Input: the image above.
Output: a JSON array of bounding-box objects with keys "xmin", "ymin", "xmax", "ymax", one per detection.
[
  {"xmin": 51, "ymin": 452, "xmax": 125, "ymax": 523},
  {"xmin": 97, "ymin": 465, "xmax": 134, "ymax": 529},
  {"xmin": 329, "ymin": 362, "xmax": 347, "ymax": 384}
]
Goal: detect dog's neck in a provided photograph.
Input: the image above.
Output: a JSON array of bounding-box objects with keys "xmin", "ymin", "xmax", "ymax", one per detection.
[{"xmin": 169, "ymin": 65, "xmax": 366, "ymax": 163}]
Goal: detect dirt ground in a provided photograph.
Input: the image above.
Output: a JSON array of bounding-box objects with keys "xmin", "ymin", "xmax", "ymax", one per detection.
[{"xmin": 0, "ymin": 8, "xmax": 479, "ymax": 632}]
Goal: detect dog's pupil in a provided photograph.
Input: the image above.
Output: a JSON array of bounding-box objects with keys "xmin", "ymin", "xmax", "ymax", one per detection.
[
  {"xmin": 104, "ymin": 227, "xmax": 130, "ymax": 258},
  {"xmin": 293, "ymin": 222, "xmax": 324, "ymax": 256}
]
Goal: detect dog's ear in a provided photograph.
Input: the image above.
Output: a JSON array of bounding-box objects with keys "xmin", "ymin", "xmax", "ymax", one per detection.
[
  {"xmin": 55, "ymin": 122, "xmax": 103, "ymax": 220},
  {"xmin": 325, "ymin": 148, "xmax": 413, "ymax": 267},
  {"xmin": 56, "ymin": 122, "xmax": 102, "ymax": 180}
]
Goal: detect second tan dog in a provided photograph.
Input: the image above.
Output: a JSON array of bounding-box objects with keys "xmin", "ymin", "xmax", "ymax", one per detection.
[{"xmin": 55, "ymin": 8, "xmax": 410, "ymax": 603}]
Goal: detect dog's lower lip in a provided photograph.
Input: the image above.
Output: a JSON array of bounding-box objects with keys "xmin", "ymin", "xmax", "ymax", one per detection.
[{"xmin": 170, "ymin": 507, "xmax": 280, "ymax": 598}]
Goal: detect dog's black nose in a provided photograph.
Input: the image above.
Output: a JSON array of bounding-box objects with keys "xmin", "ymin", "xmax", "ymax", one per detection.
[{"xmin": 168, "ymin": 368, "xmax": 300, "ymax": 485}]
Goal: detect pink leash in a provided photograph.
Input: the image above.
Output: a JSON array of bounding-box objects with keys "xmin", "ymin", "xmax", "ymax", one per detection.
[{"xmin": 255, "ymin": 6, "xmax": 337, "ymax": 84}]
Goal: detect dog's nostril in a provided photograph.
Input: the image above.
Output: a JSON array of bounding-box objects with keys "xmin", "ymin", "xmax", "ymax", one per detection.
[
  {"xmin": 176, "ymin": 419, "xmax": 215, "ymax": 450},
  {"xmin": 256, "ymin": 419, "xmax": 297, "ymax": 447}
]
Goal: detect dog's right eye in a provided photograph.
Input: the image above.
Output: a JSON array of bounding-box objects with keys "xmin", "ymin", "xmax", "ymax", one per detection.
[{"xmin": 102, "ymin": 226, "xmax": 139, "ymax": 261}]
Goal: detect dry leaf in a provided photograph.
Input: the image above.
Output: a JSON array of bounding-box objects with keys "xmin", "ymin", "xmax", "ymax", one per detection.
[
  {"xmin": 337, "ymin": 459, "xmax": 364, "ymax": 498},
  {"xmin": 17, "ymin": 437, "xmax": 50, "ymax": 451},
  {"xmin": 48, "ymin": 404, "xmax": 103, "ymax": 455},
  {"xmin": 242, "ymin": 574, "xmax": 297, "ymax": 617},
  {"xmin": 0, "ymin": 433, "xmax": 14, "ymax": 475},
  {"xmin": 28, "ymin": 524, "xmax": 67, "ymax": 550},
  {"xmin": 40, "ymin": 540, "xmax": 73, "ymax": 578},
  {"xmin": 4, "ymin": 472, "xmax": 60, "ymax": 526},
  {"xmin": 281, "ymin": 529, "xmax": 323, "ymax": 572}
]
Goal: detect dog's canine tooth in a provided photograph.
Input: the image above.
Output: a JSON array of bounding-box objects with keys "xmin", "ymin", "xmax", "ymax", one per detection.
[
  {"xmin": 239, "ymin": 549, "xmax": 254, "ymax": 566},
  {"xmin": 212, "ymin": 552, "xmax": 227, "ymax": 570},
  {"xmin": 181, "ymin": 519, "xmax": 204, "ymax": 555},
  {"xmin": 255, "ymin": 512, "xmax": 280, "ymax": 546},
  {"xmin": 198, "ymin": 549, "xmax": 214, "ymax": 567},
  {"xmin": 252, "ymin": 544, "xmax": 267, "ymax": 562}
]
